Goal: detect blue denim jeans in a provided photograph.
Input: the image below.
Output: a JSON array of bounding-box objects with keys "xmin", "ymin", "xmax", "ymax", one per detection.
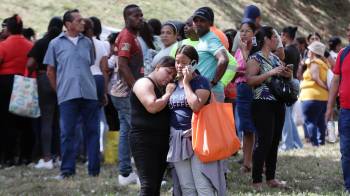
[
  {"xmin": 280, "ymin": 105, "xmax": 303, "ymax": 151},
  {"xmin": 59, "ymin": 98, "xmax": 100, "ymax": 176},
  {"xmin": 111, "ymin": 95, "xmax": 132, "ymax": 176},
  {"xmin": 302, "ymin": 100, "xmax": 327, "ymax": 146},
  {"xmin": 339, "ymin": 108, "xmax": 350, "ymax": 191}
]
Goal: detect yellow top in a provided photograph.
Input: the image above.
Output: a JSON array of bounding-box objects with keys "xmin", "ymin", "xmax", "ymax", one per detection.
[{"xmin": 300, "ymin": 58, "xmax": 329, "ymax": 101}]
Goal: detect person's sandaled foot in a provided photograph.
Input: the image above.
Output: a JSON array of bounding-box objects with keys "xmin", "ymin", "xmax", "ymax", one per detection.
[
  {"xmin": 252, "ymin": 182, "xmax": 263, "ymax": 191},
  {"xmin": 266, "ymin": 179, "xmax": 287, "ymax": 189},
  {"xmin": 240, "ymin": 165, "xmax": 251, "ymax": 173}
]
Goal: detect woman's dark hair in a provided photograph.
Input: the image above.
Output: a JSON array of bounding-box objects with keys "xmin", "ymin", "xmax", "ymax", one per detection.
[
  {"xmin": 45, "ymin": 16, "xmax": 63, "ymax": 40},
  {"xmin": 224, "ymin": 29, "xmax": 237, "ymax": 52},
  {"xmin": 296, "ymin": 36, "xmax": 307, "ymax": 46},
  {"xmin": 107, "ymin": 32, "xmax": 119, "ymax": 45},
  {"xmin": 90, "ymin": 16, "xmax": 102, "ymax": 39},
  {"xmin": 250, "ymin": 26, "xmax": 274, "ymax": 55},
  {"xmin": 174, "ymin": 21, "xmax": 185, "ymax": 41},
  {"xmin": 240, "ymin": 21, "xmax": 256, "ymax": 32},
  {"xmin": 175, "ymin": 45, "xmax": 199, "ymax": 64},
  {"xmin": 22, "ymin": 27, "xmax": 35, "ymax": 40},
  {"xmin": 140, "ymin": 21, "xmax": 155, "ymax": 49},
  {"xmin": 307, "ymin": 32, "xmax": 321, "ymax": 42},
  {"xmin": 155, "ymin": 56, "xmax": 176, "ymax": 68},
  {"xmin": 6, "ymin": 14, "xmax": 23, "ymax": 34},
  {"xmin": 148, "ymin": 18, "xmax": 162, "ymax": 36},
  {"xmin": 328, "ymin": 36, "xmax": 342, "ymax": 51},
  {"xmin": 162, "ymin": 22, "xmax": 177, "ymax": 35},
  {"xmin": 82, "ymin": 18, "xmax": 94, "ymax": 37},
  {"xmin": 282, "ymin": 26, "xmax": 298, "ymax": 40}
]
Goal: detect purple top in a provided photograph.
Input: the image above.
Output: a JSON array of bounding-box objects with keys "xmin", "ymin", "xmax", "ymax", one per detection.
[{"xmin": 234, "ymin": 48, "xmax": 248, "ymax": 84}]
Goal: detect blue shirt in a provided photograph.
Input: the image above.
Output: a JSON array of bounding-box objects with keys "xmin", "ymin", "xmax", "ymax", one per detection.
[
  {"xmin": 43, "ymin": 33, "xmax": 97, "ymax": 104},
  {"xmin": 195, "ymin": 31, "xmax": 226, "ymax": 95},
  {"xmin": 168, "ymin": 75, "xmax": 210, "ymax": 130}
]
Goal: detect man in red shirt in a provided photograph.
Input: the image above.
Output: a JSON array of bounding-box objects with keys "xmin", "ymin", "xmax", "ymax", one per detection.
[
  {"xmin": 110, "ymin": 4, "xmax": 143, "ymax": 186},
  {"xmin": 326, "ymin": 22, "xmax": 350, "ymax": 192}
]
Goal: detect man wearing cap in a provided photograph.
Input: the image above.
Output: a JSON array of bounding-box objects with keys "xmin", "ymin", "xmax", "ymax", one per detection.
[
  {"xmin": 192, "ymin": 7, "xmax": 229, "ymax": 102},
  {"xmin": 232, "ymin": 5, "xmax": 285, "ymax": 60},
  {"xmin": 326, "ymin": 23, "xmax": 350, "ymax": 193}
]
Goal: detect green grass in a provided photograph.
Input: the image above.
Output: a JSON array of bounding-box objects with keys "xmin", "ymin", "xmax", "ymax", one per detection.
[
  {"xmin": 0, "ymin": 139, "xmax": 347, "ymax": 195},
  {"xmin": 0, "ymin": 0, "xmax": 349, "ymax": 41}
]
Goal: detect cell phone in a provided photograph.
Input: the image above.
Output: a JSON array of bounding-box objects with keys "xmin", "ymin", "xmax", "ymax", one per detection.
[
  {"xmin": 286, "ymin": 64, "xmax": 294, "ymax": 69},
  {"xmin": 252, "ymin": 36, "xmax": 257, "ymax": 46},
  {"xmin": 187, "ymin": 60, "xmax": 197, "ymax": 73}
]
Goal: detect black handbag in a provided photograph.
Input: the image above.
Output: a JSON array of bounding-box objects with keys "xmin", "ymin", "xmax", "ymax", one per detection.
[
  {"xmin": 256, "ymin": 53, "xmax": 299, "ymax": 106},
  {"xmin": 267, "ymin": 76, "xmax": 299, "ymax": 106}
]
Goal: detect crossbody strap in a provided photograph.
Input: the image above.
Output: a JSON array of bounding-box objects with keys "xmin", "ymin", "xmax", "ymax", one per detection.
[{"xmin": 339, "ymin": 45, "xmax": 350, "ymax": 83}]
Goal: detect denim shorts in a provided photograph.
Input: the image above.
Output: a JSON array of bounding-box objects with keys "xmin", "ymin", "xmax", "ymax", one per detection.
[{"xmin": 235, "ymin": 82, "xmax": 256, "ymax": 133}]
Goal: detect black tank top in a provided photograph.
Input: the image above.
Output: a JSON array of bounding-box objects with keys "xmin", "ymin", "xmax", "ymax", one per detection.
[{"xmin": 130, "ymin": 77, "xmax": 170, "ymax": 135}]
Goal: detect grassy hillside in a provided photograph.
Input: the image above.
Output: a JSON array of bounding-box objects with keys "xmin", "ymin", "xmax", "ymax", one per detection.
[{"xmin": 1, "ymin": 0, "xmax": 349, "ymax": 42}]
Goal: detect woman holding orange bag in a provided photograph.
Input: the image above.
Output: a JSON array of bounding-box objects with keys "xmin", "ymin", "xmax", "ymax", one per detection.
[
  {"xmin": 167, "ymin": 45, "xmax": 226, "ymax": 196},
  {"xmin": 246, "ymin": 26, "xmax": 292, "ymax": 189}
]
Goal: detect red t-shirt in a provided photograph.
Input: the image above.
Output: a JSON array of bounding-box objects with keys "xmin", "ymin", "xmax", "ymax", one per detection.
[
  {"xmin": 0, "ymin": 35, "xmax": 33, "ymax": 75},
  {"xmin": 115, "ymin": 28, "xmax": 143, "ymax": 78},
  {"xmin": 333, "ymin": 48, "xmax": 350, "ymax": 109}
]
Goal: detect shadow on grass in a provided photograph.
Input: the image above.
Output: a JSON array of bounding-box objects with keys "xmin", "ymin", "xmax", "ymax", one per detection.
[
  {"xmin": 0, "ymin": 146, "xmax": 346, "ymax": 195},
  {"xmin": 227, "ymin": 152, "xmax": 344, "ymax": 195}
]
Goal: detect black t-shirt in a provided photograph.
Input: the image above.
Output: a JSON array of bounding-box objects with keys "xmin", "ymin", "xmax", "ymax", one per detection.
[
  {"xmin": 284, "ymin": 44, "xmax": 300, "ymax": 79},
  {"xmin": 130, "ymin": 77, "xmax": 170, "ymax": 135},
  {"xmin": 27, "ymin": 37, "xmax": 51, "ymax": 71}
]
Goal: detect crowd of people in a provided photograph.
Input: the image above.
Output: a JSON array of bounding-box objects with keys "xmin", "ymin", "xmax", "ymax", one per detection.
[{"xmin": 0, "ymin": 3, "xmax": 350, "ymax": 195}]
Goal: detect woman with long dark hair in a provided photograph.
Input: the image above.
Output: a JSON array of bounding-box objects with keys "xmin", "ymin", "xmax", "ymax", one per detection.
[
  {"xmin": 233, "ymin": 19, "xmax": 256, "ymax": 173},
  {"xmin": 246, "ymin": 26, "xmax": 292, "ymax": 189},
  {"xmin": 27, "ymin": 16, "xmax": 63, "ymax": 169},
  {"xmin": 167, "ymin": 45, "xmax": 226, "ymax": 195}
]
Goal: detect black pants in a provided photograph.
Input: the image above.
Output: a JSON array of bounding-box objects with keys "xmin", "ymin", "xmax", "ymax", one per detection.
[
  {"xmin": 130, "ymin": 132, "xmax": 169, "ymax": 196},
  {"xmin": 0, "ymin": 75, "xmax": 33, "ymax": 163},
  {"xmin": 37, "ymin": 74, "xmax": 59, "ymax": 158},
  {"xmin": 252, "ymin": 100, "xmax": 285, "ymax": 183}
]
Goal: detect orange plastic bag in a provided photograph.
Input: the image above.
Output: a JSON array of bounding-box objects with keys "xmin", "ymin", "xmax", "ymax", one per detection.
[{"xmin": 192, "ymin": 94, "xmax": 240, "ymax": 163}]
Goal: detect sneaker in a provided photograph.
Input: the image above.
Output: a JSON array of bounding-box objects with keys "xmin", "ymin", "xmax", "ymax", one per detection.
[
  {"xmin": 53, "ymin": 173, "xmax": 73, "ymax": 180},
  {"xmin": 136, "ymin": 177, "xmax": 141, "ymax": 187},
  {"xmin": 118, "ymin": 172, "xmax": 138, "ymax": 186},
  {"xmin": 54, "ymin": 158, "xmax": 61, "ymax": 167},
  {"xmin": 161, "ymin": 180, "xmax": 167, "ymax": 187},
  {"xmin": 34, "ymin": 159, "xmax": 53, "ymax": 169}
]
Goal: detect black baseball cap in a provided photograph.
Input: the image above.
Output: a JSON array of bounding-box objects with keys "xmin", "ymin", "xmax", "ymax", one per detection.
[{"xmin": 193, "ymin": 7, "xmax": 214, "ymax": 23}]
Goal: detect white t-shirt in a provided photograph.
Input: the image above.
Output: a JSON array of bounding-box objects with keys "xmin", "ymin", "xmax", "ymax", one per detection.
[
  {"xmin": 90, "ymin": 37, "xmax": 108, "ymax": 75},
  {"xmin": 330, "ymin": 50, "xmax": 338, "ymax": 61},
  {"xmin": 68, "ymin": 36, "xmax": 79, "ymax": 45}
]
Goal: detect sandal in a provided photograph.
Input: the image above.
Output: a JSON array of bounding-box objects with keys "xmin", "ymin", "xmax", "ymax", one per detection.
[
  {"xmin": 252, "ymin": 182, "xmax": 263, "ymax": 191},
  {"xmin": 266, "ymin": 179, "xmax": 287, "ymax": 189},
  {"xmin": 240, "ymin": 165, "xmax": 251, "ymax": 173}
]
